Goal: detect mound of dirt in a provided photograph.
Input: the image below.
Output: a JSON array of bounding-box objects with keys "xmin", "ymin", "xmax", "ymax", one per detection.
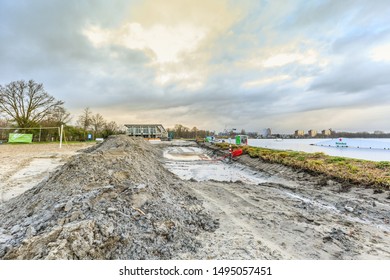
[{"xmin": 0, "ymin": 136, "xmax": 218, "ymax": 260}]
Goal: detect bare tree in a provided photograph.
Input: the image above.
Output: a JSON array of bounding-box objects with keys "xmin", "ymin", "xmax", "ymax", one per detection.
[
  {"xmin": 0, "ymin": 117, "xmax": 11, "ymax": 140},
  {"xmin": 0, "ymin": 80, "xmax": 64, "ymax": 127},
  {"xmin": 44, "ymin": 106, "xmax": 71, "ymax": 126},
  {"xmin": 191, "ymin": 126, "xmax": 198, "ymax": 138},
  {"xmin": 103, "ymin": 121, "xmax": 120, "ymax": 137},
  {"xmin": 77, "ymin": 107, "xmax": 92, "ymax": 132},
  {"xmin": 0, "ymin": 117, "xmax": 11, "ymax": 127},
  {"xmin": 90, "ymin": 113, "xmax": 106, "ymax": 136}
]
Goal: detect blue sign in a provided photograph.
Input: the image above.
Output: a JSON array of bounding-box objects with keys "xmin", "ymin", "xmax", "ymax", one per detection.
[{"xmin": 88, "ymin": 134, "xmax": 92, "ymax": 140}]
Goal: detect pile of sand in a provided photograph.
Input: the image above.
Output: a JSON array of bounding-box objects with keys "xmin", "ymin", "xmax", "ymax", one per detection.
[{"xmin": 0, "ymin": 136, "xmax": 218, "ymax": 259}]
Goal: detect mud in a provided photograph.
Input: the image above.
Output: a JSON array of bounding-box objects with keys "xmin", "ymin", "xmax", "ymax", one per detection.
[
  {"xmin": 162, "ymin": 142, "xmax": 390, "ymax": 259},
  {"xmin": 0, "ymin": 137, "xmax": 217, "ymax": 259},
  {"xmin": 1, "ymin": 138, "xmax": 389, "ymax": 259}
]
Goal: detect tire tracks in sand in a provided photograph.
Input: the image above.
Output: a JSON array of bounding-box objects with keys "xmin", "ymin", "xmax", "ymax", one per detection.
[{"xmin": 162, "ymin": 144, "xmax": 390, "ymax": 259}]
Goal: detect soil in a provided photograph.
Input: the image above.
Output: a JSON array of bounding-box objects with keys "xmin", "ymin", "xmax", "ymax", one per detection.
[
  {"xmin": 0, "ymin": 137, "xmax": 217, "ymax": 259},
  {"xmin": 0, "ymin": 137, "xmax": 389, "ymax": 259},
  {"xmin": 163, "ymin": 142, "xmax": 390, "ymax": 259}
]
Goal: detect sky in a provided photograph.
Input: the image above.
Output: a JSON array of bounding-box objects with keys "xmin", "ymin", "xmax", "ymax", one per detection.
[{"xmin": 1, "ymin": 0, "xmax": 390, "ymax": 134}]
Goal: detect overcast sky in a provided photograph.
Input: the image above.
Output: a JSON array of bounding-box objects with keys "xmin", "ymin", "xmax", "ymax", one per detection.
[{"xmin": 1, "ymin": 0, "xmax": 390, "ymax": 133}]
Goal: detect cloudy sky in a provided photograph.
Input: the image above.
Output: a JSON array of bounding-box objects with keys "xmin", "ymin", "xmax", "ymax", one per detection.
[{"xmin": 1, "ymin": 0, "xmax": 390, "ymax": 133}]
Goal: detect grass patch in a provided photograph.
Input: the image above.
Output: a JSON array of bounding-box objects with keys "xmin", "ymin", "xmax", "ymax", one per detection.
[
  {"xmin": 215, "ymin": 143, "xmax": 390, "ymax": 189},
  {"xmin": 376, "ymin": 161, "xmax": 390, "ymax": 170},
  {"xmin": 326, "ymin": 156, "xmax": 346, "ymax": 163}
]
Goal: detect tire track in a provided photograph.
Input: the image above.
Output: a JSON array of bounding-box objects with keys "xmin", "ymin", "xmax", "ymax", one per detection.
[{"xmin": 163, "ymin": 144, "xmax": 390, "ymax": 259}]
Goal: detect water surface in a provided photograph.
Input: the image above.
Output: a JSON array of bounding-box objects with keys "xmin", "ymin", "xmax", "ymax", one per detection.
[{"xmin": 229, "ymin": 138, "xmax": 390, "ymax": 162}]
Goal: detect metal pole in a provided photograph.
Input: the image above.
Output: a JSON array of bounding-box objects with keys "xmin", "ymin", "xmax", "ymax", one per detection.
[
  {"xmin": 39, "ymin": 125, "xmax": 41, "ymax": 142},
  {"xmin": 59, "ymin": 124, "xmax": 63, "ymax": 149}
]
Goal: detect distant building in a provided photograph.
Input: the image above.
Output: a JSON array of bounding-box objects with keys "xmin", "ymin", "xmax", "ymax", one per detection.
[
  {"xmin": 322, "ymin": 129, "xmax": 332, "ymax": 136},
  {"xmin": 259, "ymin": 128, "xmax": 272, "ymax": 138},
  {"xmin": 295, "ymin": 130, "xmax": 305, "ymax": 137},
  {"xmin": 308, "ymin": 129, "xmax": 317, "ymax": 137},
  {"xmin": 124, "ymin": 124, "xmax": 168, "ymax": 139}
]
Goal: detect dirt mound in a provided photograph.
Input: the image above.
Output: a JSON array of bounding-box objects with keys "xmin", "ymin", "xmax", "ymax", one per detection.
[{"xmin": 0, "ymin": 136, "xmax": 218, "ymax": 259}]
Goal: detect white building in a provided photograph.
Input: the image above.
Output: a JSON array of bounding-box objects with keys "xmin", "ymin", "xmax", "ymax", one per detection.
[{"xmin": 124, "ymin": 124, "xmax": 168, "ymax": 139}]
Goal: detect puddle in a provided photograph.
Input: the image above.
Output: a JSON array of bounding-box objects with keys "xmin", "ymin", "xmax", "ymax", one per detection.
[
  {"xmin": 163, "ymin": 147, "xmax": 211, "ymax": 161},
  {"xmin": 163, "ymin": 146, "xmax": 269, "ymax": 184}
]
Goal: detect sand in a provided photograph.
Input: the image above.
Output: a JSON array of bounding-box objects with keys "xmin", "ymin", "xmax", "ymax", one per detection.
[
  {"xmin": 163, "ymin": 142, "xmax": 390, "ymax": 259},
  {"xmin": 0, "ymin": 142, "xmax": 93, "ymax": 202}
]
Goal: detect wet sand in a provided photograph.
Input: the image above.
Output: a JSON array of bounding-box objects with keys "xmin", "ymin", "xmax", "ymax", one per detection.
[{"xmin": 162, "ymin": 143, "xmax": 390, "ymax": 259}]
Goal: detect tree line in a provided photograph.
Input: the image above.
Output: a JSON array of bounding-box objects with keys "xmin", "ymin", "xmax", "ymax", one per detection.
[
  {"xmin": 167, "ymin": 124, "xmax": 213, "ymax": 139},
  {"xmin": 0, "ymin": 80, "xmax": 121, "ymax": 141}
]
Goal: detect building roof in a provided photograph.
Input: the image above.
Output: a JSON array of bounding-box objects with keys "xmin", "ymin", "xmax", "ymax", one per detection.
[{"xmin": 124, "ymin": 124, "xmax": 164, "ymax": 127}]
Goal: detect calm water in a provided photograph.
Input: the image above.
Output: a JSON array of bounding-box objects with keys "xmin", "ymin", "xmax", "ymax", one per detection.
[{"xmin": 229, "ymin": 138, "xmax": 390, "ymax": 162}]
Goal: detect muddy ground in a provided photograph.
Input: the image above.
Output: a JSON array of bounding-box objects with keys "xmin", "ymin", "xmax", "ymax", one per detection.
[
  {"xmin": 161, "ymin": 142, "xmax": 390, "ymax": 259},
  {"xmin": 0, "ymin": 137, "xmax": 389, "ymax": 259},
  {"xmin": 0, "ymin": 137, "xmax": 217, "ymax": 259}
]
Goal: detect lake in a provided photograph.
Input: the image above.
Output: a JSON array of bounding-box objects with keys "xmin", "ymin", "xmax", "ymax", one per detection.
[{"xmin": 227, "ymin": 138, "xmax": 390, "ymax": 162}]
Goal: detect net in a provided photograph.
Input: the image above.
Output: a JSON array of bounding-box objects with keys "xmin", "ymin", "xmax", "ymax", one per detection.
[{"xmin": 0, "ymin": 127, "xmax": 60, "ymax": 143}]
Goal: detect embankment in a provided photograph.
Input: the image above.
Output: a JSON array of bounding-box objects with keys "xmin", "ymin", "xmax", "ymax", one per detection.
[
  {"xmin": 0, "ymin": 136, "xmax": 218, "ymax": 260},
  {"xmin": 203, "ymin": 142, "xmax": 390, "ymax": 189}
]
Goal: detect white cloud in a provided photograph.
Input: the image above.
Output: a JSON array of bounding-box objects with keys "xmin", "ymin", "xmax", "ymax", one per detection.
[
  {"xmin": 243, "ymin": 75, "xmax": 291, "ymax": 88},
  {"xmin": 262, "ymin": 49, "xmax": 321, "ymax": 68},
  {"xmin": 81, "ymin": 0, "xmax": 241, "ymax": 89},
  {"xmin": 83, "ymin": 22, "xmax": 210, "ymax": 87},
  {"xmin": 83, "ymin": 22, "xmax": 207, "ymax": 64},
  {"xmin": 263, "ymin": 53, "xmax": 300, "ymax": 67},
  {"xmin": 156, "ymin": 69, "xmax": 204, "ymax": 90},
  {"xmin": 370, "ymin": 43, "xmax": 390, "ymax": 62},
  {"xmin": 293, "ymin": 77, "xmax": 314, "ymax": 87}
]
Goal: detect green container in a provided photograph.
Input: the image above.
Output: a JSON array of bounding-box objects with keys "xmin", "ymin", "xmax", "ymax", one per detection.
[{"xmin": 235, "ymin": 135, "xmax": 248, "ymax": 145}]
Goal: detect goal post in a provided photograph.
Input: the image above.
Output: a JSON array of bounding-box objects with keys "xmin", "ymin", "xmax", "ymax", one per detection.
[
  {"xmin": 59, "ymin": 124, "xmax": 63, "ymax": 149},
  {"xmin": 0, "ymin": 126, "xmax": 63, "ymax": 147}
]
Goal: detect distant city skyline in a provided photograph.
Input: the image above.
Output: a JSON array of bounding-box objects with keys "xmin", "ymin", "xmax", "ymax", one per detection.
[{"xmin": 1, "ymin": 0, "xmax": 390, "ymax": 133}]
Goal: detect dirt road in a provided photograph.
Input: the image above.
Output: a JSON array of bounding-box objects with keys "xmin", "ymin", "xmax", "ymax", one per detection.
[{"xmin": 162, "ymin": 143, "xmax": 390, "ymax": 259}]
